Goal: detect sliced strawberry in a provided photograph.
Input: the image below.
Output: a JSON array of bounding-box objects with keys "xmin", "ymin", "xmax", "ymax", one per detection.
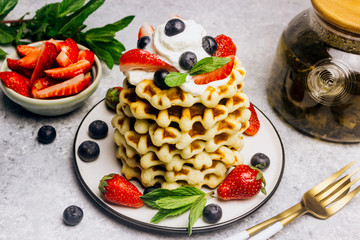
[
  {"xmin": 78, "ymin": 49, "xmax": 95, "ymax": 65},
  {"xmin": 244, "ymin": 103, "xmax": 260, "ymax": 136},
  {"xmin": 0, "ymin": 71, "xmax": 30, "ymax": 97},
  {"xmin": 56, "ymin": 38, "xmax": 79, "ymax": 66},
  {"xmin": 30, "ymin": 41, "xmax": 58, "ymax": 85},
  {"xmin": 7, "ymin": 58, "xmax": 33, "ymax": 79},
  {"xmin": 213, "ymin": 34, "xmax": 237, "ymax": 57},
  {"xmin": 48, "ymin": 39, "xmax": 62, "ymax": 52},
  {"xmin": 30, "ymin": 77, "xmax": 59, "ymax": 97},
  {"xmin": 32, "ymin": 73, "xmax": 91, "ymax": 99},
  {"xmin": 16, "ymin": 45, "xmax": 40, "ymax": 57},
  {"xmin": 138, "ymin": 22, "xmax": 154, "ymax": 39},
  {"xmin": 193, "ymin": 55, "xmax": 235, "ymax": 85},
  {"xmin": 17, "ymin": 50, "xmax": 40, "ymax": 69},
  {"xmin": 56, "ymin": 51, "xmax": 73, "ymax": 67},
  {"xmin": 119, "ymin": 49, "xmax": 178, "ymax": 72},
  {"xmin": 44, "ymin": 59, "xmax": 92, "ymax": 80}
]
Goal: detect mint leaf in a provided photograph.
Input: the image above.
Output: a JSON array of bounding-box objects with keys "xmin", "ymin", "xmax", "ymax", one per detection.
[
  {"xmin": 0, "ymin": 47, "xmax": 7, "ymax": 59},
  {"xmin": 151, "ymin": 205, "xmax": 192, "ymax": 224},
  {"xmin": 172, "ymin": 186, "xmax": 205, "ymax": 196},
  {"xmin": 58, "ymin": 0, "xmax": 84, "ymax": 17},
  {"xmin": 156, "ymin": 195, "xmax": 200, "ymax": 209},
  {"xmin": 188, "ymin": 195, "xmax": 207, "ymax": 236},
  {"xmin": 189, "ymin": 57, "xmax": 230, "ymax": 76},
  {"xmin": 165, "ymin": 72, "xmax": 187, "ymax": 87},
  {"xmin": 0, "ymin": 0, "xmax": 17, "ymax": 21},
  {"xmin": 0, "ymin": 22, "xmax": 16, "ymax": 44}
]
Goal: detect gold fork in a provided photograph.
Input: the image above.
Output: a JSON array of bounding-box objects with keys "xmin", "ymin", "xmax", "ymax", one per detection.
[{"xmin": 226, "ymin": 161, "xmax": 360, "ymax": 240}]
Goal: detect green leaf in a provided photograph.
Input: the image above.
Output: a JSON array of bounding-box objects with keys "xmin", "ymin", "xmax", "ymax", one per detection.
[
  {"xmin": 86, "ymin": 39, "xmax": 114, "ymax": 69},
  {"xmin": 0, "ymin": 22, "xmax": 16, "ymax": 44},
  {"xmin": 171, "ymin": 186, "xmax": 205, "ymax": 196},
  {"xmin": 189, "ymin": 57, "xmax": 230, "ymax": 76},
  {"xmin": 58, "ymin": 0, "xmax": 85, "ymax": 18},
  {"xmin": 0, "ymin": 47, "xmax": 7, "ymax": 60},
  {"xmin": 156, "ymin": 195, "xmax": 200, "ymax": 209},
  {"xmin": 150, "ymin": 205, "xmax": 192, "ymax": 224},
  {"xmin": 85, "ymin": 38, "xmax": 125, "ymax": 65},
  {"xmin": 188, "ymin": 195, "xmax": 207, "ymax": 236},
  {"xmin": 165, "ymin": 72, "xmax": 188, "ymax": 87},
  {"xmin": 14, "ymin": 22, "xmax": 26, "ymax": 43},
  {"xmin": 0, "ymin": 0, "xmax": 17, "ymax": 21}
]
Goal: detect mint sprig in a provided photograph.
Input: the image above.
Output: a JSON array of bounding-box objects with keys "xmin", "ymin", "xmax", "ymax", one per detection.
[
  {"xmin": 164, "ymin": 56, "xmax": 231, "ymax": 88},
  {"xmin": 140, "ymin": 186, "xmax": 214, "ymax": 235}
]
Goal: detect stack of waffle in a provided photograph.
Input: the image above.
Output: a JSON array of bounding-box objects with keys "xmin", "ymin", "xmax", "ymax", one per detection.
[{"xmin": 112, "ymin": 58, "xmax": 251, "ymax": 189}]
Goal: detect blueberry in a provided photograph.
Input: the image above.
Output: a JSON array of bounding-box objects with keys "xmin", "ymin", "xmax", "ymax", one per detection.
[
  {"xmin": 77, "ymin": 140, "xmax": 100, "ymax": 162},
  {"xmin": 88, "ymin": 120, "xmax": 108, "ymax": 139},
  {"xmin": 250, "ymin": 153, "xmax": 270, "ymax": 170},
  {"xmin": 37, "ymin": 125, "xmax": 56, "ymax": 144},
  {"xmin": 165, "ymin": 19, "xmax": 185, "ymax": 36},
  {"xmin": 154, "ymin": 69, "xmax": 170, "ymax": 89},
  {"xmin": 202, "ymin": 36, "xmax": 217, "ymax": 55},
  {"xmin": 137, "ymin": 36, "xmax": 151, "ymax": 49},
  {"xmin": 202, "ymin": 203, "xmax": 222, "ymax": 223},
  {"xmin": 179, "ymin": 51, "xmax": 197, "ymax": 70},
  {"xmin": 143, "ymin": 184, "xmax": 161, "ymax": 195},
  {"xmin": 63, "ymin": 205, "xmax": 83, "ymax": 226}
]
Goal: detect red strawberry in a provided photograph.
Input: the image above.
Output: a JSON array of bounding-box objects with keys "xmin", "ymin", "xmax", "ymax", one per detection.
[
  {"xmin": 7, "ymin": 58, "xmax": 33, "ymax": 79},
  {"xmin": 138, "ymin": 22, "xmax": 154, "ymax": 39},
  {"xmin": 213, "ymin": 34, "xmax": 237, "ymax": 57},
  {"xmin": 56, "ymin": 51, "xmax": 73, "ymax": 67},
  {"xmin": 30, "ymin": 77, "xmax": 59, "ymax": 97},
  {"xmin": 44, "ymin": 59, "xmax": 92, "ymax": 80},
  {"xmin": 16, "ymin": 45, "xmax": 40, "ymax": 57},
  {"xmin": 193, "ymin": 55, "xmax": 235, "ymax": 85},
  {"xmin": 78, "ymin": 49, "xmax": 95, "ymax": 65},
  {"xmin": 56, "ymin": 38, "xmax": 79, "ymax": 67},
  {"xmin": 17, "ymin": 50, "xmax": 40, "ymax": 69},
  {"xmin": 120, "ymin": 49, "xmax": 178, "ymax": 73},
  {"xmin": 217, "ymin": 164, "xmax": 266, "ymax": 200},
  {"xmin": 30, "ymin": 41, "xmax": 58, "ymax": 85},
  {"xmin": 0, "ymin": 71, "xmax": 30, "ymax": 97},
  {"xmin": 244, "ymin": 103, "xmax": 260, "ymax": 136},
  {"xmin": 32, "ymin": 73, "xmax": 91, "ymax": 99},
  {"xmin": 99, "ymin": 173, "xmax": 144, "ymax": 208}
]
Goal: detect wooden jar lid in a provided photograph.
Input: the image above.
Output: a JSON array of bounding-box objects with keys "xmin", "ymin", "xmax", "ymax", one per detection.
[{"xmin": 311, "ymin": 0, "xmax": 360, "ymax": 34}]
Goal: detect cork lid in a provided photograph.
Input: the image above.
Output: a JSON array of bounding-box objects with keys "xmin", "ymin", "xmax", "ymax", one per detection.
[{"xmin": 311, "ymin": 0, "xmax": 360, "ymax": 34}]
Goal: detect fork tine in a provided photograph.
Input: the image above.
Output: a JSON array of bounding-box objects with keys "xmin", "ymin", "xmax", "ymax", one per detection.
[
  {"xmin": 311, "ymin": 161, "xmax": 356, "ymax": 194},
  {"xmin": 326, "ymin": 184, "xmax": 360, "ymax": 215},
  {"xmin": 316, "ymin": 167, "xmax": 360, "ymax": 201},
  {"xmin": 322, "ymin": 174, "xmax": 360, "ymax": 207}
]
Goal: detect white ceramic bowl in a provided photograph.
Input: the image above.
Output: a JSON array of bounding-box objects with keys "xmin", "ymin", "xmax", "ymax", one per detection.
[{"xmin": 0, "ymin": 41, "xmax": 102, "ymax": 116}]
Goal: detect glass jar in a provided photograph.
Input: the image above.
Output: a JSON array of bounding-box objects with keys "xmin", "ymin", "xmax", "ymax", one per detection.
[{"xmin": 267, "ymin": 0, "xmax": 360, "ymax": 142}]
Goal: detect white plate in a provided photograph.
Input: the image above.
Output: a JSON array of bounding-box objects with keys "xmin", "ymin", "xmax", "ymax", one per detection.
[{"xmin": 73, "ymin": 100, "xmax": 284, "ymax": 234}]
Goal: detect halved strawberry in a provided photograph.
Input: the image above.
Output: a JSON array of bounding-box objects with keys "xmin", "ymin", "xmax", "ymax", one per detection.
[
  {"xmin": 44, "ymin": 59, "xmax": 92, "ymax": 80},
  {"xmin": 119, "ymin": 49, "xmax": 178, "ymax": 72},
  {"xmin": 7, "ymin": 58, "xmax": 33, "ymax": 79},
  {"xmin": 138, "ymin": 22, "xmax": 154, "ymax": 39},
  {"xmin": 32, "ymin": 73, "xmax": 91, "ymax": 99},
  {"xmin": 0, "ymin": 71, "xmax": 30, "ymax": 97},
  {"xmin": 56, "ymin": 51, "xmax": 73, "ymax": 67},
  {"xmin": 213, "ymin": 34, "xmax": 237, "ymax": 57},
  {"xmin": 244, "ymin": 103, "xmax": 260, "ymax": 136},
  {"xmin": 30, "ymin": 77, "xmax": 59, "ymax": 97},
  {"xmin": 193, "ymin": 55, "xmax": 235, "ymax": 85},
  {"xmin": 16, "ymin": 50, "xmax": 40, "ymax": 69},
  {"xmin": 56, "ymin": 38, "xmax": 79, "ymax": 67},
  {"xmin": 16, "ymin": 45, "xmax": 40, "ymax": 57},
  {"xmin": 30, "ymin": 41, "xmax": 58, "ymax": 85},
  {"xmin": 78, "ymin": 49, "xmax": 95, "ymax": 65}
]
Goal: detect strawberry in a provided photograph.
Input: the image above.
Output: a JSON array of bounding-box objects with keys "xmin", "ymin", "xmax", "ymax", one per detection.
[
  {"xmin": 78, "ymin": 49, "xmax": 95, "ymax": 65},
  {"xmin": 213, "ymin": 34, "xmax": 237, "ymax": 57},
  {"xmin": 16, "ymin": 50, "xmax": 40, "ymax": 69},
  {"xmin": 30, "ymin": 41, "xmax": 58, "ymax": 85},
  {"xmin": 119, "ymin": 49, "xmax": 178, "ymax": 73},
  {"xmin": 99, "ymin": 173, "xmax": 144, "ymax": 208},
  {"xmin": 193, "ymin": 55, "xmax": 235, "ymax": 85},
  {"xmin": 44, "ymin": 59, "xmax": 92, "ymax": 80},
  {"xmin": 244, "ymin": 103, "xmax": 260, "ymax": 136},
  {"xmin": 105, "ymin": 86, "xmax": 123, "ymax": 110},
  {"xmin": 7, "ymin": 58, "xmax": 33, "ymax": 79},
  {"xmin": 32, "ymin": 73, "xmax": 91, "ymax": 99},
  {"xmin": 138, "ymin": 22, "xmax": 154, "ymax": 39},
  {"xmin": 0, "ymin": 71, "xmax": 30, "ymax": 97},
  {"xmin": 217, "ymin": 164, "xmax": 266, "ymax": 200},
  {"xmin": 30, "ymin": 77, "xmax": 59, "ymax": 97},
  {"xmin": 56, "ymin": 38, "xmax": 79, "ymax": 67},
  {"xmin": 16, "ymin": 45, "xmax": 40, "ymax": 57}
]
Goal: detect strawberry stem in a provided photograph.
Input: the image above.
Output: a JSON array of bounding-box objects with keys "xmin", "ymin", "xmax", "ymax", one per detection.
[{"xmin": 1, "ymin": 19, "xmax": 31, "ymax": 24}]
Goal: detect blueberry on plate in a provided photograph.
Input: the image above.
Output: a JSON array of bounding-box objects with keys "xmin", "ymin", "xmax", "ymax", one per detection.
[
  {"xmin": 137, "ymin": 36, "xmax": 151, "ymax": 49},
  {"xmin": 154, "ymin": 69, "xmax": 170, "ymax": 89},
  {"xmin": 250, "ymin": 152, "xmax": 270, "ymax": 170},
  {"xmin": 63, "ymin": 205, "xmax": 83, "ymax": 226},
  {"xmin": 77, "ymin": 140, "xmax": 100, "ymax": 162},
  {"xmin": 202, "ymin": 36, "xmax": 217, "ymax": 55},
  {"xmin": 37, "ymin": 125, "xmax": 56, "ymax": 144},
  {"xmin": 165, "ymin": 18, "xmax": 185, "ymax": 36},
  {"xmin": 203, "ymin": 203, "xmax": 222, "ymax": 223},
  {"xmin": 179, "ymin": 51, "xmax": 197, "ymax": 70},
  {"xmin": 88, "ymin": 120, "xmax": 108, "ymax": 139}
]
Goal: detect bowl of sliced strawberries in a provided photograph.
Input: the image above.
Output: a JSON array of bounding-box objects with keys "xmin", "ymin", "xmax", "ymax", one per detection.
[{"xmin": 0, "ymin": 38, "xmax": 102, "ymax": 116}]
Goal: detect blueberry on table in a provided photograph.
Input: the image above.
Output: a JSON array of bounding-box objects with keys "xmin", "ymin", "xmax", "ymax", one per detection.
[
  {"xmin": 202, "ymin": 203, "xmax": 222, "ymax": 223},
  {"xmin": 250, "ymin": 153, "xmax": 270, "ymax": 170},
  {"xmin": 179, "ymin": 51, "xmax": 197, "ymax": 70},
  {"xmin": 165, "ymin": 19, "xmax": 185, "ymax": 36},
  {"xmin": 88, "ymin": 120, "xmax": 108, "ymax": 139},
  {"xmin": 37, "ymin": 125, "xmax": 56, "ymax": 144},
  {"xmin": 137, "ymin": 36, "xmax": 151, "ymax": 49},
  {"xmin": 202, "ymin": 36, "xmax": 217, "ymax": 55},
  {"xmin": 63, "ymin": 205, "xmax": 83, "ymax": 226},
  {"xmin": 77, "ymin": 140, "xmax": 100, "ymax": 162},
  {"xmin": 154, "ymin": 69, "xmax": 170, "ymax": 89}
]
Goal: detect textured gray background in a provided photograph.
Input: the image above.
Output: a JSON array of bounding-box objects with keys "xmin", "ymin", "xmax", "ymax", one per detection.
[{"xmin": 1, "ymin": 0, "xmax": 359, "ymax": 239}]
